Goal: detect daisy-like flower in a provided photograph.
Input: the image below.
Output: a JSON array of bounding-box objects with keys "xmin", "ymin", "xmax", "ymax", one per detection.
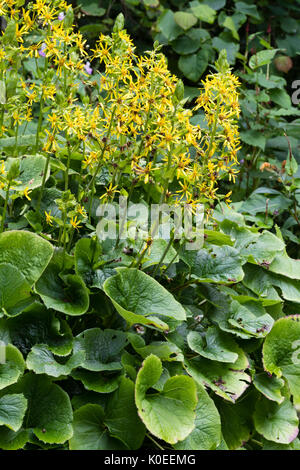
[
  {"xmin": 45, "ymin": 210, "xmax": 53, "ymax": 226},
  {"xmin": 70, "ymin": 216, "xmax": 82, "ymax": 231}
]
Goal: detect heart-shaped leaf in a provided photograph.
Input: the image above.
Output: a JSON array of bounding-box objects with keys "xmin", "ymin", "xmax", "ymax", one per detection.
[{"xmin": 135, "ymin": 354, "xmax": 197, "ymax": 444}]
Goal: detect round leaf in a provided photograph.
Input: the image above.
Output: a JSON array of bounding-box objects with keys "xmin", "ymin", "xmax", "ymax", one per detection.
[
  {"xmin": 254, "ymin": 397, "xmax": 299, "ymax": 444},
  {"xmin": 135, "ymin": 354, "xmax": 197, "ymax": 444},
  {"xmin": 263, "ymin": 316, "xmax": 300, "ymax": 407},
  {"xmin": 0, "ymin": 231, "xmax": 53, "ymax": 286},
  {"xmin": 69, "ymin": 404, "xmax": 127, "ymax": 450},
  {"xmin": 9, "ymin": 373, "xmax": 73, "ymax": 444}
]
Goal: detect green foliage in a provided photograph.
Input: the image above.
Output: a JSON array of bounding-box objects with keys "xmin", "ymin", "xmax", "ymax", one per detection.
[{"xmin": 0, "ymin": 0, "xmax": 299, "ymax": 452}]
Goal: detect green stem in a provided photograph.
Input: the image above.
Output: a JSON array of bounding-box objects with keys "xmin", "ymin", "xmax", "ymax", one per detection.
[
  {"xmin": 77, "ymin": 141, "xmax": 85, "ymax": 199},
  {"xmin": 65, "ymin": 143, "xmax": 71, "ymax": 191},
  {"xmin": 146, "ymin": 433, "xmax": 164, "ymax": 451},
  {"xmin": 13, "ymin": 121, "xmax": 19, "ymax": 156},
  {"xmin": 67, "ymin": 227, "xmax": 75, "ymax": 252},
  {"xmin": 151, "ymin": 233, "xmax": 174, "ymax": 277},
  {"xmin": 36, "ymin": 152, "xmax": 51, "ymax": 213},
  {"xmin": 86, "ymin": 106, "xmax": 117, "ymax": 222},
  {"xmin": 0, "ymin": 107, "xmax": 4, "ymax": 132},
  {"xmin": 161, "ymin": 245, "xmax": 179, "ymax": 275},
  {"xmin": 35, "ymin": 98, "xmax": 44, "ymax": 153},
  {"xmin": 61, "ymin": 209, "xmax": 68, "ymax": 264},
  {"xmin": 0, "ymin": 182, "xmax": 11, "ymax": 233},
  {"xmin": 131, "ymin": 241, "xmax": 149, "ymax": 268},
  {"xmin": 86, "ymin": 106, "xmax": 117, "ymax": 195}
]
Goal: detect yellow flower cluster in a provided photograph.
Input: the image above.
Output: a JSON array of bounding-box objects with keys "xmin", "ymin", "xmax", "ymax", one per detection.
[
  {"xmin": 0, "ymin": 0, "xmax": 241, "ymax": 223},
  {"xmin": 0, "ymin": 0, "xmax": 87, "ymax": 135},
  {"xmin": 194, "ymin": 58, "xmax": 241, "ymax": 205}
]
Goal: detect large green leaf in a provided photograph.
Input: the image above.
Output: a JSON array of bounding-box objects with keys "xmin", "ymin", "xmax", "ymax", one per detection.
[
  {"xmin": 36, "ymin": 251, "xmax": 89, "ymax": 316},
  {"xmin": 0, "ymin": 263, "xmax": 32, "ymax": 315},
  {"xmin": 187, "ymin": 327, "xmax": 240, "ymax": 363},
  {"xmin": 26, "ymin": 344, "xmax": 84, "ymax": 378},
  {"xmin": 185, "ymin": 350, "xmax": 250, "ymax": 402},
  {"xmin": 8, "ymin": 373, "xmax": 73, "ymax": 444},
  {"xmin": 174, "ymin": 11, "xmax": 197, "ymax": 30},
  {"xmin": 79, "ymin": 0, "xmax": 105, "ymax": 16},
  {"xmin": 5, "ymin": 155, "xmax": 50, "ymax": 192},
  {"xmin": 263, "ymin": 316, "xmax": 300, "ymax": 407},
  {"xmin": 235, "ymin": 1, "xmax": 261, "ymax": 21},
  {"xmin": 174, "ymin": 384, "xmax": 221, "ymax": 450},
  {"xmin": 74, "ymin": 328, "xmax": 127, "ymax": 372},
  {"xmin": 74, "ymin": 238, "xmax": 116, "ymax": 290},
  {"xmin": 210, "ymin": 297, "xmax": 274, "ymax": 339},
  {"xmin": 269, "ymin": 252, "xmax": 300, "ymax": 280},
  {"xmin": 181, "ymin": 245, "xmax": 244, "ymax": 283},
  {"xmin": 0, "ymin": 394, "xmax": 27, "ymax": 432},
  {"xmin": 103, "ymin": 268, "xmax": 186, "ymax": 330},
  {"xmin": 72, "ymin": 369, "xmax": 122, "ymax": 394},
  {"xmin": 240, "ymin": 194, "xmax": 291, "ymax": 215},
  {"xmin": 254, "ymin": 397, "xmax": 299, "ymax": 444},
  {"xmin": 253, "ymin": 373, "xmax": 285, "ymax": 404},
  {"xmin": 128, "ymin": 333, "xmax": 184, "ymax": 362},
  {"xmin": 0, "ymin": 134, "xmax": 36, "ymax": 150},
  {"xmin": 172, "ymin": 28, "xmax": 210, "ymax": 55},
  {"xmin": 241, "ymin": 231, "xmax": 285, "ymax": 265},
  {"xmin": 212, "ymin": 35, "xmax": 239, "ymax": 64},
  {"xmin": 249, "ymin": 49, "xmax": 279, "ymax": 70},
  {"xmin": 190, "ymin": 1, "xmax": 216, "ymax": 23},
  {"xmin": 227, "ymin": 300, "xmax": 274, "ymax": 338},
  {"xmin": 262, "ymin": 437, "xmax": 300, "ymax": 450},
  {"xmin": 0, "ymin": 344, "xmax": 25, "ymax": 390},
  {"xmin": 0, "ymin": 231, "xmax": 53, "ymax": 286},
  {"xmin": 142, "ymin": 239, "xmax": 178, "ymax": 269},
  {"xmin": 0, "ymin": 305, "xmax": 73, "ymax": 356},
  {"xmin": 105, "ymin": 377, "xmax": 146, "ymax": 450},
  {"xmin": 178, "ymin": 48, "xmax": 210, "ymax": 82},
  {"xmin": 135, "ymin": 354, "xmax": 197, "ymax": 444},
  {"xmin": 0, "ymin": 427, "xmax": 29, "ymax": 450},
  {"xmin": 69, "ymin": 404, "xmax": 127, "ymax": 450},
  {"xmin": 215, "ymin": 393, "xmax": 256, "ymax": 449},
  {"xmin": 242, "ymin": 264, "xmax": 283, "ymax": 305},
  {"xmin": 157, "ymin": 10, "xmax": 183, "ymax": 41}
]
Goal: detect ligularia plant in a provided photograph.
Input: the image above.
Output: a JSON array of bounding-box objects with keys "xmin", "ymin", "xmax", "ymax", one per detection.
[{"xmin": 0, "ymin": 0, "xmax": 298, "ymax": 453}]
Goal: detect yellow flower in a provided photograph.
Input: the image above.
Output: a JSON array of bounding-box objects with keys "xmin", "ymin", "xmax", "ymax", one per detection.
[
  {"xmin": 47, "ymin": 112, "xmax": 61, "ymax": 130},
  {"xmin": 228, "ymin": 167, "xmax": 239, "ymax": 183},
  {"xmin": 43, "ymin": 129, "xmax": 58, "ymax": 153},
  {"xmin": 70, "ymin": 216, "xmax": 82, "ymax": 231},
  {"xmin": 42, "ymin": 84, "xmax": 56, "ymax": 101},
  {"xmin": 100, "ymin": 183, "xmax": 120, "ymax": 201},
  {"xmin": 23, "ymin": 187, "xmax": 32, "ymax": 201},
  {"xmin": 176, "ymin": 181, "xmax": 192, "ymax": 201},
  {"xmin": 77, "ymin": 205, "xmax": 87, "ymax": 218},
  {"xmin": 45, "ymin": 210, "xmax": 53, "ymax": 226}
]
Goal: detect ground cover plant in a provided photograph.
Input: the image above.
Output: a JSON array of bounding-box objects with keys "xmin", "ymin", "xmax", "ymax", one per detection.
[{"xmin": 0, "ymin": 0, "xmax": 299, "ymax": 451}]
